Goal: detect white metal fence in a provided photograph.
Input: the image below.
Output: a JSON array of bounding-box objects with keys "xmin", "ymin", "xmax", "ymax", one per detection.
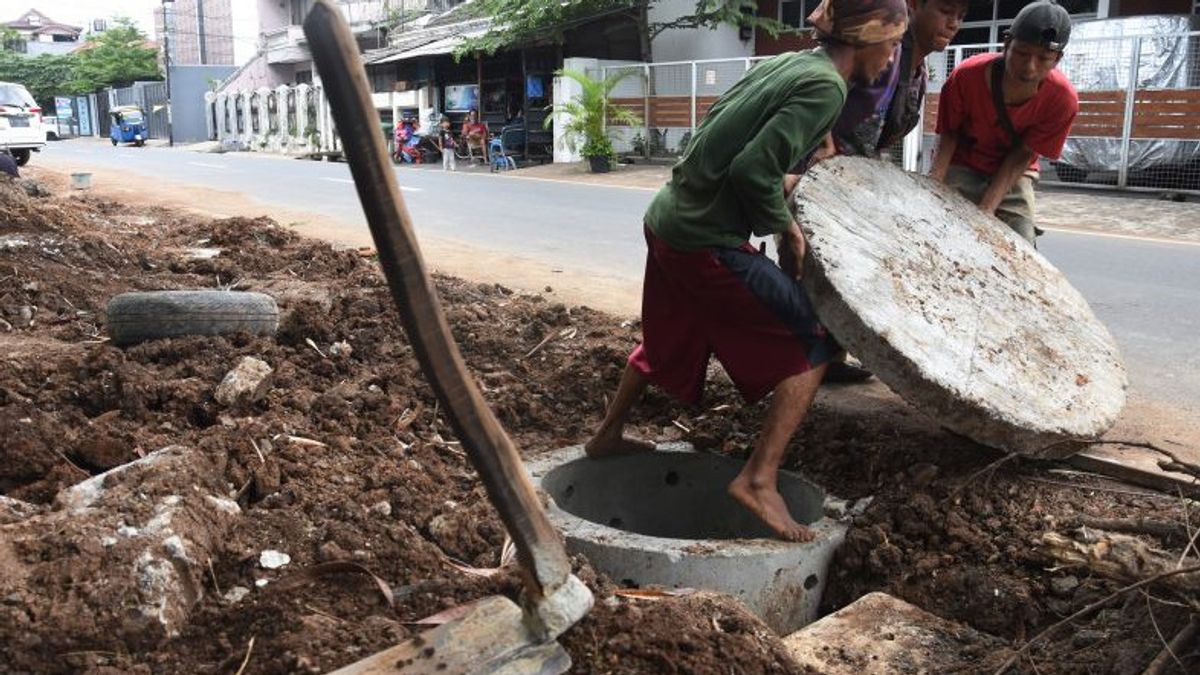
[{"xmin": 605, "ymin": 31, "xmax": 1200, "ymax": 194}]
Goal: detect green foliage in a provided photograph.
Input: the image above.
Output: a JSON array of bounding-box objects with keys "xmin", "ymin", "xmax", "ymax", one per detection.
[
  {"xmin": 543, "ymin": 68, "xmax": 640, "ymax": 158},
  {"xmin": 67, "ymin": 18, "xmax": 160, "ymax": 93},
  {"xmin": 453, "ymin": 0, "xmax": 794, "ymax": 58},
  {"xmin": 0, "ymin": 51, "xmax": 77, "ymax": 108},
  {"xmin": 0, "ymin": 27, "xmax": 23, "ymax": 52}
]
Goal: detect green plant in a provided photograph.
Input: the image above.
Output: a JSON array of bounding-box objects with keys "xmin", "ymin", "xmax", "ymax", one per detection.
[{"xmin": 544, "ymin": 68, "xmax": 640, "ymax": 159}]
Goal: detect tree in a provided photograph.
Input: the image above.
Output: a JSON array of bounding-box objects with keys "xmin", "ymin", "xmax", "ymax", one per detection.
[
  {"xmin": 0, "ymin": 52, "xmax": 77, "ymax": 108},
  {"xmin": 545, "ymin": 68, "xmax": 641, "ymax": 160},
  {"xmin": 67, "ymin": 18, "xmax": 160, "ymax": 93},
  {"xmin": 450, "ymin": 0, "xmax": 794, "ymax": 63}
]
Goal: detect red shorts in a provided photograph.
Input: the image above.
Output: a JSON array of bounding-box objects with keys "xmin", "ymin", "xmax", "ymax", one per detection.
[{"xmin": 629, "ymin": 227, "xmax": 836, "ymax": 405}]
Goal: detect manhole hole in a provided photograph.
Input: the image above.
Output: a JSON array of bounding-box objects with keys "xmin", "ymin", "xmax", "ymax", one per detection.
[{"xmin": 527, "ymin": 443, "xmax": 851, "ymax": 634}]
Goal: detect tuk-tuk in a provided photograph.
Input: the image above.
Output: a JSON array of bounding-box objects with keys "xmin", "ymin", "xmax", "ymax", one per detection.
[{"xmin": 109, "ymin": 106, "xmax": 146, "ymax": 146}]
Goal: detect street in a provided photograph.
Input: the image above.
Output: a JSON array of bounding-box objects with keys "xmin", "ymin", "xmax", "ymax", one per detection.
[{"xmin": 33, "ymin": 139, "xmax": 1200, "ymax": 412}]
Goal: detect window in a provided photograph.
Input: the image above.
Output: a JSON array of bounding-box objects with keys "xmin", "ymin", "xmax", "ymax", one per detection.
[
  {"xmin": 952, "ymin": 0, "xmax": 1102, "ymax": 46},
  {"xmin": 779, "ymin": 0, "xmax": 819, "ymax": 29},
  {"xmin": 295, "ymin": 70, "xmax": 313, "ymax": 85},
  {"xmin": 290, "ymin": 0, "xmax": 315, "ymax": 26}
]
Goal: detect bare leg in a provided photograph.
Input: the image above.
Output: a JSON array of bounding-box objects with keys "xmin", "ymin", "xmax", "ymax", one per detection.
[
  {"xmin": 728, "ymin": 363, "xmax": 828, "ymax": 542},
  {"xmin": 584, "ymin": 363, "xmax": 656, "ymax": 458}
]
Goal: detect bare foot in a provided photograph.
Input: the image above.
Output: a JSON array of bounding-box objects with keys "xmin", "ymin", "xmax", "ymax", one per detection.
[
  {"xmin": 728, "ymin": 474, "xmax": 817, "ymax": 542},
  {"xmin": 584, "ymin": 430, "xmax": 655, "ymax": 458}
]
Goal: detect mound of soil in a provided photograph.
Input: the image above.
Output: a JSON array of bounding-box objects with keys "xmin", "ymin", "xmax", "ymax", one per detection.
[{"xmin": 0, "ymin": 177, "xmax": 1194, "ymax": 673}]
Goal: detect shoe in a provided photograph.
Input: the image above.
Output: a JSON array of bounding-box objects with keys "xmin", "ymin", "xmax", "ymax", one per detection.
[{"xmin": 824, "ymin": 359, "xmax": 874, "ymax": 384}]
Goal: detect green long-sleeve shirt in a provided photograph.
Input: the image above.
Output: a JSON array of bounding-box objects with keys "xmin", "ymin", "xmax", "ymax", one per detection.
[{"xmin": 645, "ymin": 49, "xmax": 847, "ymax": 251}]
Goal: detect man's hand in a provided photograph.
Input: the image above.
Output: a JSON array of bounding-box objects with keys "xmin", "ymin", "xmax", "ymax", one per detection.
[
  {"xmin": 783, "ymin": 173, "xmax": 801, "ymax": 199},
  {"xmin": 778, "ymin": 221, "xmax": 808, "ymax": 281},
  {"xmin": 806, "ymin": 133, "xmax": 837, "ymax": 170}
]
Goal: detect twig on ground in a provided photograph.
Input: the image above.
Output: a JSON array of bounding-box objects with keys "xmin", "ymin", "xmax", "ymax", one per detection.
[
  {"xmin": 1142, "ymin": 591, "xmax": 1183, "ymax": 674},
  {"xmin": 948, "ymin": 452, "xmax": 1018, "ymax": 501},
  {"xmin": 1076, "ymin": 516, "xmax": 1187, "ymax": 541},
  {"xmin": 992, "ymin": 564, "xmax": 1200, "ymax": 674},
  {"xmin": 305, "ymin": 338, "xmax": 327, "ymax": 359},
  {"xmin": 1178, "ymin": 520, "xmax": 1200, "ymax": 568},
  {"xmin": 47, "ymin": 447, "xmax": 88, "ymax": 477},
  {"xmin": 1142, "ymin": 617, "xmax": 1199, "ymax": 675},
  {"xmin": 233, "ymin": 636, "xmax": 255, "ymax": 675},
  {"xmin": 207, "ymin": 557, "xmax": 221, "ymax": 597},
  {"xmin": 250, "ymin": 439, "xmax": 266, "ymax": 465}
]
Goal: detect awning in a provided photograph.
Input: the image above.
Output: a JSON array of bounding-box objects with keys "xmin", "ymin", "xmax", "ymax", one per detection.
[{"xmin": 371, "ymin": 28, "xmax": 489, "ymax": 64}]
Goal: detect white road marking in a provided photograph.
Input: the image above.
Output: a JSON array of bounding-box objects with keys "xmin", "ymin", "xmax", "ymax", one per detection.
[
  {"xmin": 1041, "ymin": 226, "xmax": 1200, "ymax": 249},
  {"xmin": 188, "ymin": 161, "xmax": 227, "ymax": 169},
  {"xmin": 321, "ymin": 177, "xmax": 423, "ymax": 192}
]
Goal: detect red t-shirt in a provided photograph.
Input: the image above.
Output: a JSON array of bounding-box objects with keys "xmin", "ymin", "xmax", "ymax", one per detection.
[{"xmin": 935, "ymin": 52, "xmax": 1078, "ymax": 175}]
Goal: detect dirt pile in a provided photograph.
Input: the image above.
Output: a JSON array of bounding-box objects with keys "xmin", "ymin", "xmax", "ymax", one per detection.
[{"xmin": 0, "ymin": 176, "xmax": 1195, "ymax": 673}]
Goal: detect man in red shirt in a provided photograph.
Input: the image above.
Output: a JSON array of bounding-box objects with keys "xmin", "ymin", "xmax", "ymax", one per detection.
[{"xmin": 930, "ymin": 1, "xmax": 1078, "ymax": 245}]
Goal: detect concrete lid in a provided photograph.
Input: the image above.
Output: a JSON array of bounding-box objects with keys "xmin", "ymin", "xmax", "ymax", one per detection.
[{"xmin": 795, "ymin": 157, "xmax": 1127, "ymax": 456}]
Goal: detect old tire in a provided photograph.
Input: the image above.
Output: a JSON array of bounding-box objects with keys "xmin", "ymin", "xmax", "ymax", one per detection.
[{"xmin": 106, "ymin": 291, "xmax": 279, "ymax": 347}]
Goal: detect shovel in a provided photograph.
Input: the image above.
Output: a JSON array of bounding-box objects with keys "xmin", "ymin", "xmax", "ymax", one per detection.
[{"xmin": 301, "ymin": 3, "xmax": 592, "ymax": 673}]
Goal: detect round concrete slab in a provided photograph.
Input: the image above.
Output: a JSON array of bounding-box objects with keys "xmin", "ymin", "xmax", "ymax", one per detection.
[{"xmin": 795, "ymin": 157, "xmax": 1126, "ymax": 456}]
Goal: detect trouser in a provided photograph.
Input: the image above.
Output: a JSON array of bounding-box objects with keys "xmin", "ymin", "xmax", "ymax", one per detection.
[
  {"xmin": 945, "ymin": 165, "xmax": 1038, "ymax": 245},
  {"xmin": 442, "ymin": 150, "xmax": 456, "ymax": 171}
]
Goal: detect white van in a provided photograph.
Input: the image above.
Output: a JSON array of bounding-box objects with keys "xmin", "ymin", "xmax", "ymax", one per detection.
[{"xmin": 0, "ymin": 81, "xmax": 46, "ymax": 167}]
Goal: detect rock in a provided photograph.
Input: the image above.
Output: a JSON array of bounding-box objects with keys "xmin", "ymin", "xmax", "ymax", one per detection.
[
  {"xmin": 428, "ymin": 513, "xmax": 455, "ymax": 542},
  {"xmin": 223, "ymin": 586, "xmax": 250, "ymax": 604},
  {"xmin": 18, "ymin": 179, "xmax": 50, "ymax": 198},
  {"xmin": 1049, "ymin": 575, "xmax": 1080, "ymax": 597},
  {"xmin": 259, "ymin": 550, "xmax": 291, "ymax": 569},
  {"xmin": 1, "ymin": 446, "xmax": 237, "ymax": 653},
  {"xmin": 783, "ymin": 592, "xmax": 1003, "ymax": 673},
  {"xmin": 318, "ymin": 540, "xmax": 348, "ymax": 562},
  {"xmin": 329, "ymin": 340, "xmax": 353, "ymax": 357},
  {"xmin": 370, "ymin": 501, "xmax": 392, "ymax": 517},
  {"xmin": 0, "ymin": 496, "xmax": 42, "ymax": 525},
  {"xmin": 796, "ymin": 157, "xmax": 1126, "ymax": 456},
  {"xmin": 214, "ymin": 357, "xmax": 273, "ymax": 407}
]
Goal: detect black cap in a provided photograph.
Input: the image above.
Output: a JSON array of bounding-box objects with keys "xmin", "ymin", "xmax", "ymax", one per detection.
[{"xmin": 1007, "ymin": 1, "xmax": 1072, "ymax": 52}]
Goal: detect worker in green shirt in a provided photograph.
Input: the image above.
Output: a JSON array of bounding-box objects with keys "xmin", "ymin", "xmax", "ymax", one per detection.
[{"xmin": 584, "ymin": 0, "xmax": 908, "ymax": 542}]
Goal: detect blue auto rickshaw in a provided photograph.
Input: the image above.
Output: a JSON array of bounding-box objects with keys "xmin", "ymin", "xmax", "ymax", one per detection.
[{"xmin": 109, "ymin": 106, "xmax": 147, "ymax": 146}]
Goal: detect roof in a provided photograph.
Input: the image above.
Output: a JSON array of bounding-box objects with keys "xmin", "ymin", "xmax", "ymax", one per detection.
[
  {"xmin": 3, "ymin": 8, "xmax": 82, "ymax": 35},
  {"xmin": 364, "ymin": 17, "xmax": 492, "ymax": 64}
]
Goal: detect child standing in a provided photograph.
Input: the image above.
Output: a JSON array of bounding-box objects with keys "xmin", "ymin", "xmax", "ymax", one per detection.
[{"xmin": 437, "ymin": 115, "xmax": 457, "ymax": 171}]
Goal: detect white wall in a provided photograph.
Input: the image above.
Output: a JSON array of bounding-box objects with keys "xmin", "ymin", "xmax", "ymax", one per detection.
[
  {"xmin": 648, "ymin": 0, "xmax": 754, "ymax": 62},
  {"xmin": 257, "ymin": 0, "xmax": 290, "ymax": 31}
]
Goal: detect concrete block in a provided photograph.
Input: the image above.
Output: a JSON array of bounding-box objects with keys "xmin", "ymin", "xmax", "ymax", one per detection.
[
  {"xmin": 782, "ymin": 592, "xmax": 1002, "ymax": 673},
  {"xmin": 795, "ymin": 157, "xmax": 1126, "ymax": 456},
  {"xmin": 527, "ymin": 444, "xmax": 848, "ymax": 634}
]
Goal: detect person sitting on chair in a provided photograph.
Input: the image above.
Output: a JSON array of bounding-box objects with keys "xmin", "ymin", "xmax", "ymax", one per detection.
[{"xmin": 461, "ymin": 109, "xmax": 489, "ymax": 163}]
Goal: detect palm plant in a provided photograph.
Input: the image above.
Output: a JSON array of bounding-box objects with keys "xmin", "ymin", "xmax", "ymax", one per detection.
[{"xmin": 544, "ymin": 68, "xmax": 641, "ymax": 168}]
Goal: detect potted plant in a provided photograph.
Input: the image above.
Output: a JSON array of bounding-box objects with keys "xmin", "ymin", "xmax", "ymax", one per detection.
[{"xmin": 546, "ymin": 68, "xmax": 641, "ymax": 173}]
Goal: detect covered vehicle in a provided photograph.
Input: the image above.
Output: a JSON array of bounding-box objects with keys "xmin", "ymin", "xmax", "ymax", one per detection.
[
  {"xmin": 110, "ymin": 105, "xmax": 147, "ymax": 146},
  {"xmin": 0, "ymin": 81, "xmax": 46, "ymax": 166},
  {"xmin": 1052, "ymin": 14, "xmax": 1200, "ymax": 188}
]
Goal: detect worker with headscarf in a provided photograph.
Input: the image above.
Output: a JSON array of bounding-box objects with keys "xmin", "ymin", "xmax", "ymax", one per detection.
[{"xmin": 583, "ymin": 0, "xmax": 909, "ymax": 541}]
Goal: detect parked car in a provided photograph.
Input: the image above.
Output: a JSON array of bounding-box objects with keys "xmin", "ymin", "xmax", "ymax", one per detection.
[
  {"xmin": 41, "ymin": 115, "xmax": 61, "ymax": 140},
  {"xmin": 0, "ymin": 81, "xmax": 45, "ymax": 166}
]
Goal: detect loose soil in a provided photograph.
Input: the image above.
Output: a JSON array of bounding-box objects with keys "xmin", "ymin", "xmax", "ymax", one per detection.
[{"xmin": 0, "ymin": 176, "xmax": 1195, "ymax": 674}]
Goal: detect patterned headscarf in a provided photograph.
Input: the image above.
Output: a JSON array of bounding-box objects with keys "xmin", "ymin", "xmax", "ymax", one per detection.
[{"xmin": 807, "ymin": 0, "xmax": 909, "ymax": 46}]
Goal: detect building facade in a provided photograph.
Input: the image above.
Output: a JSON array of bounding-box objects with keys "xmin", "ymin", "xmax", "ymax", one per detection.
[
  {"xmin": 154, "ymin": 0, "xmax": 236, "ymax": 66},
  {"xmin": 2, "ymin": 8, "xmax": 81, "ymax": 57}
]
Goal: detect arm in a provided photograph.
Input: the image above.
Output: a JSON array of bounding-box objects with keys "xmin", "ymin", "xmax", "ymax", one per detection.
[
  {"xmin": 977, "ymin": 143, "xmax": 1034, "ymax": 214},
  {"xmin": 777, "ymin": 220, "xmax": 809, "ymax": 280},
  {"xmin": 928, "ymin": 131, "xmax": 959, "ymax": 182}
]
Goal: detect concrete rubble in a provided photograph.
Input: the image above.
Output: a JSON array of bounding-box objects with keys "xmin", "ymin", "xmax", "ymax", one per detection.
[
  {"xmin": 214, "ymin": 356, "xmax": 273, "ymax": 406},
  {"xmin": 0, "ymin": 446, "xmax": 240, "ymax": 653},
  {"xmin": 782, "ymin": 592, "xmax": 1004, "ymax": 673}
]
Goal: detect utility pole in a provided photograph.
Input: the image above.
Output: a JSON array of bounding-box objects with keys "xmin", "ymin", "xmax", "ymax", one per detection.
[
  {"xmin": 197, "ymin": 0, "xmax": 207, "ymax": 65},
  {"xmin": 162, "ymin": 0, "xmax": 175, "ymax": 146}
]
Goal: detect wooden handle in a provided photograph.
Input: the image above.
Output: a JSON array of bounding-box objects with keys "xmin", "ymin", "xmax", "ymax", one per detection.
[{"xmin": 302, "ymin": 0, "xmax": 572, "ymax": 600}]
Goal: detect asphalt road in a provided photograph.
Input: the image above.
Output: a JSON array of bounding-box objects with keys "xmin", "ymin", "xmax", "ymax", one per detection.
[{"xmin": 35, "ymin": 140, "xmax": 1200, "ymax": 410}]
